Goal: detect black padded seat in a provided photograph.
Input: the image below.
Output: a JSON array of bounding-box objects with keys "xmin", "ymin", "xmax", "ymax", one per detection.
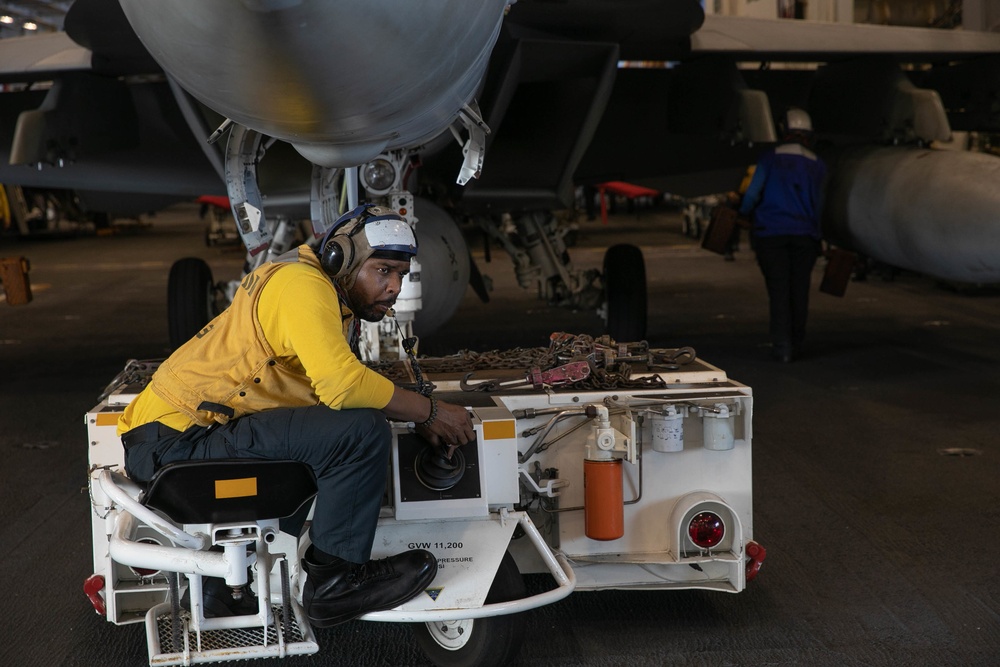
[{"xmin": 142, "ymin": 459, "xmax": 317, "ymax": 525}]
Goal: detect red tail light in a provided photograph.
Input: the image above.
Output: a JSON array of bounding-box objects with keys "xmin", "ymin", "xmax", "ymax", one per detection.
[
  {"xmin": 130, "ymin": 538, "xmax": 161, "ymax": 577},
  {"xmin": 688, "ymin": 511, "xmax": 725, "ymax": 548}
]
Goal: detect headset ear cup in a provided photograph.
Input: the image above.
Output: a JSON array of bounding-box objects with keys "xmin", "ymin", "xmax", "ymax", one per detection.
[{"xmin": 320, "ymin": 236, "xmax": 355, "ymax": 278}]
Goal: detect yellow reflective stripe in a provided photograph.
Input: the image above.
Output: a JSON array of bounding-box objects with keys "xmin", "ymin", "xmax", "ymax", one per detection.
[
  {"xmin": 482, "ymin": 420, "xmax": 515, "ymax": 440},
  {"xmin": 96, "ymin": 412, "xmax": 122, "ymax": 426},
  {"xmin": 215, "ymin": 477, "xmax": 258, "ymax": 499}
]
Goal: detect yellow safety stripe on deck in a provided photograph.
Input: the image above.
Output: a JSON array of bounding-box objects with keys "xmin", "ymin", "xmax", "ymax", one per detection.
[
  {"xmin": 215, "ymin": 477, "xmax": 258, "ymax": 499},
  {"xmin": 96, "ymin": 412, "xmax": 123, "ymax": 426},
  {"xmin": 482, "ymin": 420, "xmax": 515, "ymax": 440}
]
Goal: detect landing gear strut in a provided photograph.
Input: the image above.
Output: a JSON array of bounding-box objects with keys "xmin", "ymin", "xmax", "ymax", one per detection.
[{"xmin": 476, "ymin": 212, "xmax": 649, "ymax": 341}]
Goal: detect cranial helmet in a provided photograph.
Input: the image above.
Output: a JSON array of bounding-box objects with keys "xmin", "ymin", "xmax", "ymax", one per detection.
[
  {"xmin": 319, "ymin": 203, "xmax": 418, "ymax": 288},
  {"xmin": 785, "ymin": 107, "xmax": 813, "ymax": 133}
]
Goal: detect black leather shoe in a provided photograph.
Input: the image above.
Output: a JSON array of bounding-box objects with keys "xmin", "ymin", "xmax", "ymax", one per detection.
[
  {"xmin": 180, "ymin": 576, "xmax": 258, "ymax": 618},
  {"xmin": 302, "ymin": 547, "xmax": 437, "ymax": 628}
]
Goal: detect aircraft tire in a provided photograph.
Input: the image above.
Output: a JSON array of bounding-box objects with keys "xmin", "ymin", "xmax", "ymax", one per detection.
[
  {"xmin": 604, "ymin": 243, "xmax": 647, "ymax": 342},
  {"xmin": 411, "ymin": 551, "xmax": 526, "ymax": 667},
  {"xmin": 168, "ymin": 257, "xmax": 214, "ymax": 349}
]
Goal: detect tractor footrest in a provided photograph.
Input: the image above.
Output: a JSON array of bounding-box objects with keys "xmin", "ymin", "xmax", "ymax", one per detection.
[{"xmin": 147, "ymin": 603, "xmax": 319, "ymax": 664}]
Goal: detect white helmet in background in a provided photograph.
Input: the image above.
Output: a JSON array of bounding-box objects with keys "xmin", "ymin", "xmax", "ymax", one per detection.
[{"xmin": 785, "ymin": 107, "xmax": 813, "ymax": 133}]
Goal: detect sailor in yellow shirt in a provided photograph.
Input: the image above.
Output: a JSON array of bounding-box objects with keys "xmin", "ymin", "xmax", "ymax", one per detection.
[{"xmin": 118, "ymin": 204, "xmax": 475, "ymax": 628}]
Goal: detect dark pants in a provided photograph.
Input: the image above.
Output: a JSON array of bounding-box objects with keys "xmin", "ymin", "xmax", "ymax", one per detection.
[
  {"xmin": 752, "ymin": 234, "xmax": 821, "ymax": 354},
  {"xmin": 124, "ymin": 406, "xmax": 391, "ymax": 563}
]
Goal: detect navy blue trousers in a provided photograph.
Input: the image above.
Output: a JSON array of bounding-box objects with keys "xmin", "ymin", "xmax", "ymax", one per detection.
[
  {"xmin": 752, "ymin": 234, "xmax": 821, "ymax": 353},
  {"xmin": 124, "ymin": 406, "xmax": 391, "ymax": 563}
]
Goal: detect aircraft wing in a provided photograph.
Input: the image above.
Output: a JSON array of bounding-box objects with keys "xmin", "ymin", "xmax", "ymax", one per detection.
[
  {"xmin": 0, "ymin": 1, "xmax": 224, "ymax": 217},
  {"xmin": 570, "ymin": 14, "xmax": 1000, "ymax": 286},
  {"xmin": 0, "ymin": 32, "xmax": 90, "ymax": 78},
  {"xmin": 3, "ymin": 0, "xmax": 1000, "ymax": 337},
  {"xmin": 0, "ymin": 0, "xmax": 705, "ymax": 214},
  {"xmin": 691, "ymin": 14, "xmax": 1000, "ymax": 60},
  {"xmin": 501, "ymin": 0, "xmax": 702, "ymax": 60}
]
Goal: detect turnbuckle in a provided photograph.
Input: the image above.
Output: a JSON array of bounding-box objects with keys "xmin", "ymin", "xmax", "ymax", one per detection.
[{"xmin": 461, "ymin": 361, "xmax": 591, "ymax": 392}]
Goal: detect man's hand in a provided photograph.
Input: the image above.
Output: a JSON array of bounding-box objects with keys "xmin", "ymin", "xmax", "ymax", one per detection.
[
  {"xmin": 417, "ymin": 399, "xmax": 476, "ymax": 451},
  {"xmin": 382, "ymin": 387, "xmax": 477, "ymax": 454}
]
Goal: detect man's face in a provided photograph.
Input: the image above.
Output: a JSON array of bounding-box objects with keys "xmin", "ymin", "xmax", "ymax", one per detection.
[{"xmin": 345, "ymin": 256, "xmax": 411, "ymax": 321}]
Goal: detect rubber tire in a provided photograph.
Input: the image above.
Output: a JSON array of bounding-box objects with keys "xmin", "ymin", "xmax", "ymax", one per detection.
[
  {"xmin": 411, "ymin": 551, "xmax": 527, "ymax": 667},
  {"xmin": 603, "ymin": 243, "xmax": 647, "ymax": 342},
  {"xmin": 168, "ymin": 257, "xmax": 214, "ymax": 350}
]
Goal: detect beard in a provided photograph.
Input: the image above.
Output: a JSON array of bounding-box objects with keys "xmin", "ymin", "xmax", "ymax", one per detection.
[
  {"xmin": 351, "ymin": 298, "xmax": 395, "ymax": 322},
  {"xmin": 355, "ymin": 305, "xmax": 385, "ymax": 322}
]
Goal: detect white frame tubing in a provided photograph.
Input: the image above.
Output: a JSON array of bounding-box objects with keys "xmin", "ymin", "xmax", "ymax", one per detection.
[
  {"xmin": 109, "ymin": 511, "xmax": 236, "ymax": 581},
  {"xmin": 362, "ymin": 512, "xmax": 576, "ymax": 623},
  {"xmin": 103, "ymin": 472, "xmax": 578, "ymax": 623},
  {"xmin": 100, "ymin": 470, "xmax": 208, "ymax": 550}
]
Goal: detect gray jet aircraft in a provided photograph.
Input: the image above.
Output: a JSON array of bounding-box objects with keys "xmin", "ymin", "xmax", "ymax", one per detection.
[{"xmin": 2, "ymin": 0, "xmax": 1000, "ymax": 346}]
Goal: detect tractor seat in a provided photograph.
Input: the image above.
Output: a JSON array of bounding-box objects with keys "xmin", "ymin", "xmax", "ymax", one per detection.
[{"xmin": 141, "ymin": 459, "xmax": 317, "ymax": 525}]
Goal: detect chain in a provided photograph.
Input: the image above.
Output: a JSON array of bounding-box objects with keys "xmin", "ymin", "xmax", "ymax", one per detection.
[
  {"xmin": 370, "ymin": 333, "xmax": 696, "ymax": 391},
  {"xmin": 97, "ymin": 359, "xmax": 161, "ymax": 402}
]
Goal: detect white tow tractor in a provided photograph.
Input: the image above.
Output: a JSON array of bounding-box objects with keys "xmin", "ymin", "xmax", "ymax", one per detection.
[{"xmin": 84, "ymin": 334, "xmax": 765, "ymax": 667}]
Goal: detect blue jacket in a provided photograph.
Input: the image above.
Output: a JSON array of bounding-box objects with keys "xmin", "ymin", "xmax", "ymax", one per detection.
[{"xmin": 739, "ymin": 143, "xmax": 827, "ymax": 239}]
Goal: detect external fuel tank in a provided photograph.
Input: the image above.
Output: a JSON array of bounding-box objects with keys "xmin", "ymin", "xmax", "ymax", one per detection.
[{"xmin": 824, "ymin": 146, "xmax": 1000, "ymax": 284}]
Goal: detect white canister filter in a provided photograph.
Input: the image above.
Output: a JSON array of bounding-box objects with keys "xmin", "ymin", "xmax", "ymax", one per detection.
[
  {"xmin": 702, "ymin": 403, "xmax": 735, "ymax": 451},
  {"xmin": 651, "ymin": 405, "xmax": 684, "ymax": 452}
]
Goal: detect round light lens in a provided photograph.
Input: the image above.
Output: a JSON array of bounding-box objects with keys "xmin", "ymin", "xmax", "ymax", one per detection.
[
  {"xmin": 129, "ymin": 538, "xmax": 162, "ymax": 577},
  {"xmin": 361, "ymin": 158, "xmax": 396, "ymax": 193},
  {"xmin": 688, "ymin": 511, "xmax": 725, "ymax": 548}
]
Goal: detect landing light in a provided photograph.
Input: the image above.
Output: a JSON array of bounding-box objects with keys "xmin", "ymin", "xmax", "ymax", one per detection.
[
  {"xmin": 361, "ymin": 157, "xmax": 396, "ymax": 195},
  {"xmin": 688, "ymin": 511, "xmax": 725, "ymax": 549}
]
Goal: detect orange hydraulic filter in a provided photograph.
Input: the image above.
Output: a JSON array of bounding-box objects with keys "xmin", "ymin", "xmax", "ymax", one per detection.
[{"xmin": 584, "ymin": 458, "xmax": 624, "ymax": 540}]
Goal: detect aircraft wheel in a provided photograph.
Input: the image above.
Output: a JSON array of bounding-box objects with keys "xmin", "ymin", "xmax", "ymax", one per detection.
[
  {"xmin": 411, "ymin": 551, "xmax": 526, "ymax": 667},
  {"xmin": 603, "ymin": 243, "xmax": 647, "ymax": 343},
  {"xmin": 168, "ymin": 257, "xmax": 215, "ymax": 349}
]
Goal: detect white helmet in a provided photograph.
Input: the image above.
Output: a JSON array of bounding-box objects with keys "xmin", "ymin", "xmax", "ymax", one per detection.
[
  {"xmin": 785, "ymin": 108, "xmax": 813, "ymax": 132},
  {"xmin": 319, "ymin": 203, "xmax": 417, "ymax": 289}
]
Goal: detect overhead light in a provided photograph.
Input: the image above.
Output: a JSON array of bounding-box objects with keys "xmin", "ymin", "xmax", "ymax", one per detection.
[
  {"xmin": 0, "ymin": 16, "xmax": 14, "ymax": 24},
  {"xmin": 24, "ymin": 22, "xmax": 38, "ymax": 31}
]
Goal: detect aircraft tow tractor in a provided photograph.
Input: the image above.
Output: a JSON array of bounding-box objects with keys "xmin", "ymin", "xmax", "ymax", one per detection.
[{"xmin": 84, "ymin": 333, "xmax": 765, "ymax": 667}]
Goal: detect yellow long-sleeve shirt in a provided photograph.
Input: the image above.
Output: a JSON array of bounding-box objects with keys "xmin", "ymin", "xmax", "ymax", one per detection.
[{"xmin": 118, "ymin": 247, "xmax": 394, "ymax": 435}]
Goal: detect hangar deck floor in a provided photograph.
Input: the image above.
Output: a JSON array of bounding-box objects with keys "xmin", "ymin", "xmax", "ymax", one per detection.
[{"xmin": 2, "ymin": 203, "xmax": 998, "ymax": 666}]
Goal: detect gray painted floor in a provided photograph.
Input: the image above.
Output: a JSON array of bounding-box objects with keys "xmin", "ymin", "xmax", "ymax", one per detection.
[{"xmin": 2, "ymin": 204, "xmax": 998, "ymax": 666}]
